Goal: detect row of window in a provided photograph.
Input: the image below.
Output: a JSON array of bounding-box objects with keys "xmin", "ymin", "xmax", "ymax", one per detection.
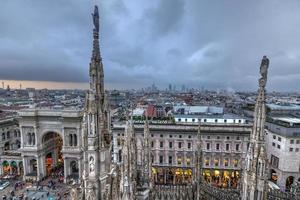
[
  {"xmin": 289, "ymin": 147, "xmax": 299, "ymax": 152},
  {"xmin": 206, "ymin": 143, "xmax": 241, "ymax": 151},
  {"xmin": 273, "ymin": 135, "xmax": 282, "ymax": 142},
  {"xmin": 290, "ymin": 139, "xmax": 300, "ymax": 144},
  {"xmin": 156, "ymin": 134, "xmax": 192, "ymax": 139},
  {"xmin": 117, "ymin": 133, "xmax": 193, "ymax": 139},
  {"xmin": 1, "ymin": 130, "xmax": 20, "ymax": 141},
  {"xmin": 272, "ymin": 142, "xmax": 300, "ymax": 151},
  {"xmin": 177, "ymin": 118, "xmax": 242, "ymax": 123},
  {"xmin": 155, "ymin": 141, "xmax": 192, "ymax": 149},
  {"xmin": 116, "ymin": 133, "xmax": 245, "ymax": 141},
  {"xmin": 273, "ymin": 135, "xmax": 300, "ymax": 145},
  {"xmin": 204, "ymin": 158, "xmax": 239, "ymax": 167},
  {"xmin": 272, "ymin": 142, "xmax": 281, "ymax": 149},
  {"xmin": 158, "ymin": 155, "xmax": 192, "ymax": 165},
  {"xmin": 156, "ymin": 156, "xmax": 239, "ymax": 167},
  {"xmin": 206, "ymin": 136, "xmax": 241, "ymax": 140}
]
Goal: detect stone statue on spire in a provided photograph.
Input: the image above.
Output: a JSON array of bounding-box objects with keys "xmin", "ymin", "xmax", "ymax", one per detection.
[
  {"xmin": 259, "ymin": 55, "xmax": 269, "ymax": 88},
  {"xmin": 92, "ymin": 5, "xmax": 99, "ymax": 32}
]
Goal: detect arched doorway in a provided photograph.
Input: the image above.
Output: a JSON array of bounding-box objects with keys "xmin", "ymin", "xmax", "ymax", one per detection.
[
  {"xmin": 10, "ymin": 161, "xmax": 18, "ymax": 175},
  {"xmin": 286, "ymin": 176, "xmax": 294, "ymax": 191},
  {"xmin": 69, "ymin": 160, "xmax": 79, "ymax": 179},
  {"xmin": 42, "ymin": 132, "xmax": 63, "ymax": 176},
  {"xmin": 2, "ymin": 161, "xmax": 10, "ymax": 174},
  {"xmin": 29, "ymin": 159, "xmax": 37, "ymax": 175},
  {"xmin": 45, "ymin": 152, "xmax": 53, "ymax": 175}
]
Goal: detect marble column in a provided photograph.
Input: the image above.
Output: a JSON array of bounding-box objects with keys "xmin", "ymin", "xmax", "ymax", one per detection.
[
  {"xmin": 64, "ymin": 158, "xmax": 68, "ymax": 183},
  {"xmin": 36, "ymin": 156, "xmax": 41, "ymax": 181},
  {"xmin": 20, "ymin": 126, "xmax": 24, "ymax": 148},
  {"xmin": 17, "ymin": 162, "xmax": 20, "ymax": 175},
  {"xmin": 164, "ymin": 168, "xmax": 167, "ymax": 184},
  {"xmin": 78, "ymin": 158, "xmax": 82, "ymax": 183}
]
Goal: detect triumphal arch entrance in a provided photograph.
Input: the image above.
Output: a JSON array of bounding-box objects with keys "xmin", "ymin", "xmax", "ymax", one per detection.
[{"xmin": 18, "ymin": 108, "xmax": 83, "ymax": 183}]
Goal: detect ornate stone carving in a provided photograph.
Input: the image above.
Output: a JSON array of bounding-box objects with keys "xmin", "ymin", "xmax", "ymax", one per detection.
[
  {"xmin": 89, "ymin": 156, "xmax": 95, "ymax": 173},
  {"xmin": 86, "ymin": 185, "xmax": 96, "ymax": 200}
]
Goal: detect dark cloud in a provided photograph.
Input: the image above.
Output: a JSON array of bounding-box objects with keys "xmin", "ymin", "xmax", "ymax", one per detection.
[{"xmin": 0, "ymin": 0, "xmax": 300, "ymax": 91}]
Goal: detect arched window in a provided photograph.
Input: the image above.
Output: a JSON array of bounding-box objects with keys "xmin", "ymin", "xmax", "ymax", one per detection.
[
  {"xmin": 32, "ymin": 133, "xmax": 36, "ymax": 145},
  {"xmin": 73, "ymin": 134, "xmax": 77, "ymax": 146},
  {"xmin": 27, "ymin": 133, "xmax": 32, "ymax": 145},
  {"xmin": 6, "ymin": 131, "xmax": 10, "ymax": 139},
  {"xmin": 69, "ymin": 134, "xmax": 73, "ymax": 146},
  {"xmin": 2, "ymin": 133, "xmax": 5, "ymax": 140},
  {"xmin": 28, "ymin": 133, "xmax": 35, "ymax": 145},
  {"xmin": 118, "ymin": 149, "xmax": 122, "ymax": 162}
]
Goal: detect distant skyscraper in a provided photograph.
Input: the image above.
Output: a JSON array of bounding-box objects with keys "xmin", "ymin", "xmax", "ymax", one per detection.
[
  {"xmin": 181, "ymin": 84, "xmax": 186, "ymax": 92},
  {"xmin": 168, "ymin": 84, "xmax": 172, "ymax": 91}
]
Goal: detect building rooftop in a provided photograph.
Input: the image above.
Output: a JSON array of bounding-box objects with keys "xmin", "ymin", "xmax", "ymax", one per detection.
[
  {"xmin": 174, "ymin": 113, "xmax": 244, "ymax": 120},
  {"xmin": 272, "ymin": 117, "xmax": 300, "ymax": 125},
  {"xmin": 267, "ymin": 103, "xmax": 300, "ymax": 111}
]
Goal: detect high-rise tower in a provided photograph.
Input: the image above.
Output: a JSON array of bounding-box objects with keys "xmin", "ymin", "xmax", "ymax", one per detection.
[
  {"xmin": 242, "ymin": 56, "xmax": 270, "ymax": 200},
  {"xmin": 82, "ymin": 5, "xmax": 111, "ymax": 200}
]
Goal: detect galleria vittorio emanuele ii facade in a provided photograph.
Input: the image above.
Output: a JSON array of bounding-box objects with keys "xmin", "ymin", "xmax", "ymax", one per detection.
[{"xmin": 1, "ymin": 5, "xmax": 299, "ymax": 200}]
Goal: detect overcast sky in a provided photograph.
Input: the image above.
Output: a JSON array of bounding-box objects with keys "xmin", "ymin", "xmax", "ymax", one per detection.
[{"xmin": 1, "ymin": 0, "xmax": 300, "ymax": 91}]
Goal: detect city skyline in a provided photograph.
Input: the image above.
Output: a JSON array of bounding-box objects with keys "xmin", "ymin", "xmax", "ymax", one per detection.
[{"xmin": 1, "ymin": 0, "xmax": 300, "ymax": 91}]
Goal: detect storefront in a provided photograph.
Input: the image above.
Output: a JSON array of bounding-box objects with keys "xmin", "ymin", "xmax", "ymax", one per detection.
[
  {"xmin": 203, "ymin": 169, "xmax": 240, "ymax": 188},
  {"xmin": 152, "ymin": 167, "xmax": 193, "ymax": 185},
  {"xmin": 1, "ymin": 160, "xmax": 23, "ymax": 176}
]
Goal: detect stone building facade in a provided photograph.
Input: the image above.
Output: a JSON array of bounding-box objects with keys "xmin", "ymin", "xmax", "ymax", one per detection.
[
  {"xmin": 0, "ymin": 116, "xmax": 22, "ymax": 176},
  {"xmin": 18, "ymin": 109, "xmax": 83, "ymax": 182},
  {"xmin": 266, "ymin": 117, "xmax": 300, "ymax": 191},
  {"xmin": 112, "ymin": 121, "xmax": 251, "ymax": 188}
]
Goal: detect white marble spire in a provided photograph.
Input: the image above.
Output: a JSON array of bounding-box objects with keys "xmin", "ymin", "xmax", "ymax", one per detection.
[{"xmin": 242, "ymin": 56, "xmax": 269, "ymax": 200}]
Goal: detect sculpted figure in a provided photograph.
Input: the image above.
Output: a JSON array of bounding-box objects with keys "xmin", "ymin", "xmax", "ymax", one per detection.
[
  {"xmin": 260, "ymin": 55, "xmax": 269, "ymax": 79},
  {"xmin": 92, "ymin": 6, "xmax": 99, "ymax": 32},
  {"xmin": 70, "ymin": 187, "xmax": 78, "ymax": 200},
  {"xmin": 86, "ymin": 186, "xmax": 96, "ymax": 200},
  {"xmin": 89, "ymin": 156, "xmax": 95, "ymax": 172}
]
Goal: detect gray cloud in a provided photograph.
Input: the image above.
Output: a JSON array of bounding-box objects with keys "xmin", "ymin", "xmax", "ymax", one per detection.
[{"xmin": 0, "ymin": 0, "xmax": 300, "ymax": 91}]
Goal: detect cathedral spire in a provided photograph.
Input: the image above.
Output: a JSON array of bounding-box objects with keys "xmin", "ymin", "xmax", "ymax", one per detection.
[
  {"xmin": 120, "ymin": 116, "xmax": 138, "ymax": 199},
  {"xmin": 89, "ymin": 5, "xmax": 104, "ymax": 101},
  {"xmin": 142, "ymin": 114, "xmax": 151, "ymax": 188},
  {"xmin": 82, "ymin": 5, "xmax": 111, "ymax": 200},
  {"xmin": 242, "ymin": 56, "xmax": 269, "ymax": 200}
]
